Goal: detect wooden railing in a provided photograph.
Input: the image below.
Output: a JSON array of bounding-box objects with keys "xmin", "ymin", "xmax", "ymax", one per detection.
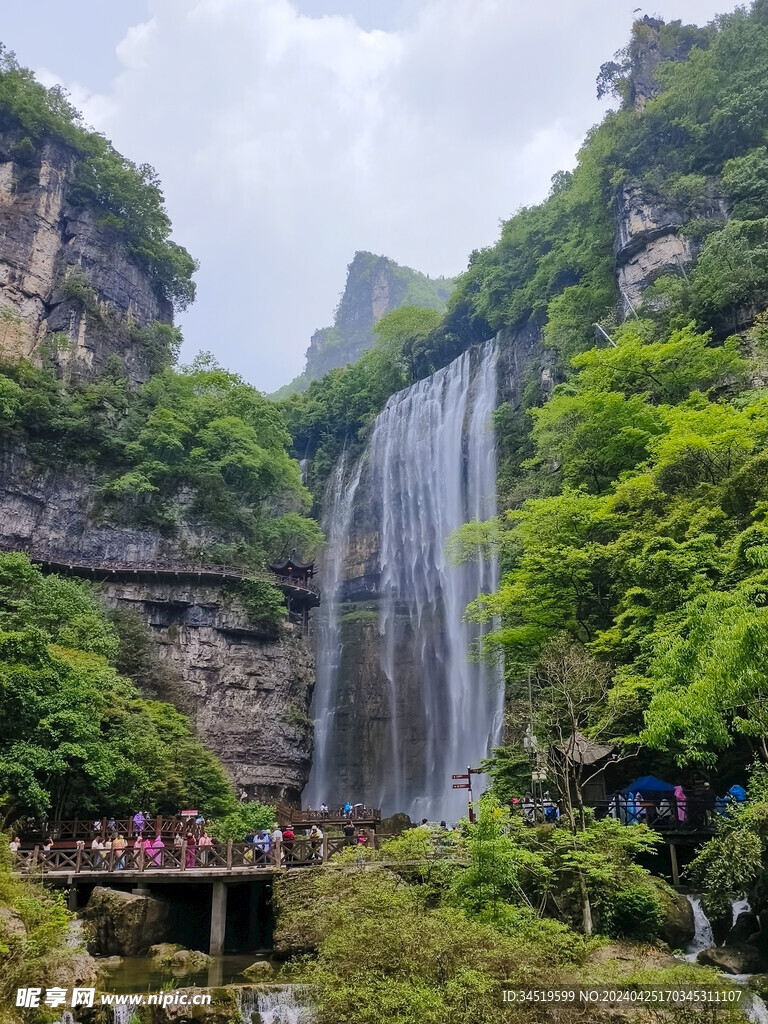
[
  {"xmin": 12, "ymin": 833, "xmax": 376, "ymax": 875},
  {"xmin": 41, "ymin": 816, "xmax": 190, "ymax": 842},
  {"xmin": 295, "ymin": 807, "xmax": 381, "ymax": 824}
]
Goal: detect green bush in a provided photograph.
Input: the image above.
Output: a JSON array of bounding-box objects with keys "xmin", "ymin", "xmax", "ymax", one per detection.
[{"xmin": 603, "ymin": 884, "xmax": 662, "ymax": 941}]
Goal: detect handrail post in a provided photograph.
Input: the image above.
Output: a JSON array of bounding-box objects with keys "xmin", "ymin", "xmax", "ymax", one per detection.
[
  {"xmin": 274, "ymin": 837, "xmax": 282, "ymax": 869},
  {"xmin": 180, "ymin": 840, "xmax": 187, "ymax": 871},
  {"xmin": 322, "ymin": 835, "xmax": 329, "ymax": 864},
  {"xmin": 226, "ymin": 840, "xmax": 233, "ymax": 870},
  {"xmin": 139, "ymin": 845, "xmax": 145, "ymax": 873},
  {"xmin": 73, "ymin": 815, "xmax": 79, "ymax": 839},
  {"xmin": 76, "ymin": 846, "xmax": 82, "ymax": 874},
  {"xmin": 108, "ymin": 845, "xmax": 115, "ymax": 873},
  {"xmin": 155, "ymin": 815, "xmax": 162, "ymax": 838},
  {"xmin": 33, "ymin": 845, "xmax": 39, "ymax": 869}
]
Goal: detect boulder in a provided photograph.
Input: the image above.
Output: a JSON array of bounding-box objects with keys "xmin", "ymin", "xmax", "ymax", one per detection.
[
  {"xmin": 82, "ymin": 886, "xmax": 172, "ymax": 956},
  {"xmin": 168, "ymin": 949, "xmax": 210, "ymax": 974},
  {"xmin": 242, "ymin": 960, "xmax": 275, "ymax": 979},
  {"xmin": 148, "ymin": 942, "xmax": 185, "ymax": 964},
  {"xmin": 99, "ymin": 956, "xmax": 124, "ymax": 969},
  {"xmin": 728, "ymin": 912, "xmax": 760, "ymax": 945},
  {"xmin": 46, "ymin": 950, "xmax": 100, "ymax": 989},
  {"xmin": 146, "ymin": 987, "xmax": 240, "ymax": 1024},
  {"xmin": 649, "ymin": 878, "xmax": 695, "ymax": 948},
  {"xmin": 697, "ymin": 943, "xmax": 768, "ymax": 975},
  {"xmin": 378, "ymin": 812, "xmax": 412, "ymax": 835}
]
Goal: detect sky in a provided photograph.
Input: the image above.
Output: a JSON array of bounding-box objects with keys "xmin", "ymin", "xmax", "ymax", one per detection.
[{"xmin": 3, "ymin": 1, "xmax": 742, "ymax": 393}]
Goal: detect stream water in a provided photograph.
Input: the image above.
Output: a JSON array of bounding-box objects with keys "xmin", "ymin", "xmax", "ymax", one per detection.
[
  {"xmin": 683, "ymin": 896, "xmax": 768, "ymax": 1024},
  {"xmin": 98, "ymin": 953, "xmax": 264, "ymax": 992}
]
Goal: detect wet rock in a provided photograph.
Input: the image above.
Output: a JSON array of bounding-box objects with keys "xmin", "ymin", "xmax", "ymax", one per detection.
[
  {"xmin": 697, "ymin": 943, "xmax": 768, "ymax": 974},
  {"xmin": 649, "ymin": 877, "xmax": 695, "ymax": 948},
  {"xmin": 82, "ymin": 886, "xmax": 172, "ymax": 956},
  {"xmin": 145, "ymin": 987, "xmax": 240, "ymax": 1024},
  {"xmin": 168, "ymin": 949, "xmax": 211, "ymax": 974},
  {"xmin": 148, "ymin": 942, "xmax": 185, "ymax": 964},
  {"xmin": 242, "ymin": 960, "xmax": 275, "ymax": 979},
  {"xmin": 98, "ymin": 955, "xmax": 124, "ymax": 969},
  {"xmin": 728, "ymin": 911, "xmax": 760, "ymax": 945}
]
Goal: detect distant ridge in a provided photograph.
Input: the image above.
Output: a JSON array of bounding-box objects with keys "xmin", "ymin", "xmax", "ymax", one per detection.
[{"xmin": 272, "ymin": 251, "xmax": 455, "ymax": 398}]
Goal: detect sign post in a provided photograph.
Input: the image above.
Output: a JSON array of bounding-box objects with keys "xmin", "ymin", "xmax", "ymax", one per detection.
[{"xmin": 451, "ymin": 767, "xmax": 482, "ymax": 823}]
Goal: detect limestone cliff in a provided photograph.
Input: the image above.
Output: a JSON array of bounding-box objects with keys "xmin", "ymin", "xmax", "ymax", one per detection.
[
  {"xmin": 614, "ymin": 180, "xmax": 728, "ymax": 309},
  {"xmin": 273, "ymin": 251, "xmax": 454, "ymax": 397},
  {"xmin": 0, "ymin": 122, "xmax": 172, "ymax": 386},
  {"xmin": 0, "ymin": 441, "xmax": 314, "ymax": 804}
]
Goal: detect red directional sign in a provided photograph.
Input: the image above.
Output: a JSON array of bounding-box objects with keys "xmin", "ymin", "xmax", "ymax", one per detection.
[
  {"xmin": 452, "ymin": 774, "xmax": 468, "ymax": 780},
  {"xmin": 452, "ymin": 783, "xmax": 470, "ymax": 789}
]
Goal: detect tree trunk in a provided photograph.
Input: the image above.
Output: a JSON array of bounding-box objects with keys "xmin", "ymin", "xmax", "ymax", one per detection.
[{"xmin": 578, "ymin": 870, "xmax": 593, "ymax": 936}]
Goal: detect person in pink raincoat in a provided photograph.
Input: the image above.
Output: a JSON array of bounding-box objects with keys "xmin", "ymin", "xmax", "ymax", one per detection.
[
  {"xmin": 149, "ymin": 834, "xmax": 165, "ymax": 866},
  {"xmin": 674, "ymin": 784, "xmax": 687, "ymax": 823},
  {"xmin": 185, "ymin": 831, "xmax": 196, "ymax": 867}
]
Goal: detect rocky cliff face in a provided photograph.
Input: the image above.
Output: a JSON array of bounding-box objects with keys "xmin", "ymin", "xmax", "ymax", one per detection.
[
  {"xmin": 0, "ymin": 123, "xmax": 171, "ymax": 386},
  {"xmin": 0, "ymin": 442, "xmax": 314, "ymax": 804},
  {"xmin": 614, "ymin": 181, "xmax": 728, "ymax": 308},
  {"xmin": 274, "ymin": 251, "xmax": 454, "ymax": 397}
]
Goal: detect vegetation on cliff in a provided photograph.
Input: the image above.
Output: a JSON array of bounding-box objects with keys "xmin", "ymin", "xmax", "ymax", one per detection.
[
  {"xmin": 0, "ymin": 43, "xmax": 196, "ymax": 311},
  {"xmin": 0, "ymin": 553, "xmax": 236, "ymax": 825},
  {"xmin": 0, "ymin": 353, "xmax": 323, "ymax": 575}
]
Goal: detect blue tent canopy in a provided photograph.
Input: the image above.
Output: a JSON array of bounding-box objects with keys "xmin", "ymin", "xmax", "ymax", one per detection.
[{"xmin": 621, "ymin": 775, "xmax": 675, "ymax": 795}]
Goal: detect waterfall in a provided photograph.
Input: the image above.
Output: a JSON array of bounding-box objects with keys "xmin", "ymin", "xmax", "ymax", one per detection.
[
  {"xmin": 308, "ymin": 339, "xmax": 502, "ymax": 819},
  {"xmin": 305, "ymin": 454, "xmax": 363, "ymax": 806},
  {"xmin": 111, "ymin": 1005, "xmax": 132, "ymax": 1024},
  {"xmin": 248, "ymin": 987, "xmax": 313, "ymax": 1024},
  {"xmin": 372, "ymin": 340, "xmax": 502, "ymax": 820},
  {"xmin": 685, "ymin": 896, "xmax": 715, "ymax": 958}
]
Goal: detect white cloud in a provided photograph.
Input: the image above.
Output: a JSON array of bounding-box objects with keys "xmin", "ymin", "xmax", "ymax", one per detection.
[{"xmin": 44, "ymin": 0, "xmax": 741, "ymax": 391}]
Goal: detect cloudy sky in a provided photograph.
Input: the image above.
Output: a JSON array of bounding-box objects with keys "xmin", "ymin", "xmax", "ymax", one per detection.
[{"xmin": 4, "ymin": 1, "xmax": 740, "ymax": 392}]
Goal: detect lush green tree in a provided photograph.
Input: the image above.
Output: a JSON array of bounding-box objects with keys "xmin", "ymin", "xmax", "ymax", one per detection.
[
  {"xmin": 688, "ymin": 764, "xmax": 768, "ymax": 917},
  {"xmin": 0, "ymin": 555, "xmax": 236, "ymax": 824}
]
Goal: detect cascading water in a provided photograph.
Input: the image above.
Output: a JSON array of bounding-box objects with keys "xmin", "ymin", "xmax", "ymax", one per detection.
[
  {"xmin": 307, "ymin": 340, "xmax": 503, "ymax": 819},
  {"xmin": 305, "ymin": 454, "xmax": 363, "ymax": 806},
  {"xmin": 251, "ymin": 987, "xmax": 313, "ymax": 1024},
  {"xmin": 685, "ymin": 896, "xmax": 715, "ymax": 959}
]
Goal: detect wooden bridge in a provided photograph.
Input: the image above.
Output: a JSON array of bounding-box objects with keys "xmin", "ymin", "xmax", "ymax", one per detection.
[
  {"xmin": 11, "ymin": 833, "xmax": 429, "ymax": 956},
  {"xmin": 12, "ymin": 835, "xmax": 371, "ymax": 878}
]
